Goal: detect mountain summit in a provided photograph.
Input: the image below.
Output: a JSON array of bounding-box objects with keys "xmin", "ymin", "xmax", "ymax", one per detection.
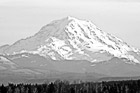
[{"xmin": 1, "ymin": 16, "xmax": 139, "ymax": 63}]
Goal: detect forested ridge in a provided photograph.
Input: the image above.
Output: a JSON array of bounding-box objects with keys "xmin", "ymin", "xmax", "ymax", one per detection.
[{"xmin": 0, "ymin": 79, "xmax": 140, "ymax": 93}]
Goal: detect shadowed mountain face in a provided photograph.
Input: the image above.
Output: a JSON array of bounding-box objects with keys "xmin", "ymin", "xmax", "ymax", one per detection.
[{"xmin": 0, "ymin": 17, "xmax": 140, "ymax": 84}]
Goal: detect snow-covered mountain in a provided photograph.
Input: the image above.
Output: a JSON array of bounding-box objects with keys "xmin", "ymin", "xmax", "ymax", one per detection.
[
  {"xmin": 0, "ymin": 16, "xmax": 139, "ymax": 64},
  {"xmin": 0, "ymin": 16, "xmax": 140, "ymax": 83}
]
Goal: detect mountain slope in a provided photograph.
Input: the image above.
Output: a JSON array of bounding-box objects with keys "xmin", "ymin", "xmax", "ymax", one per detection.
[
  {"xmin": 0, "ymin": 44, "xmax": 10, "ymax": 54},
  {"xmin": 91, "ymin": 57, "xmax": 140, "ymax": 77}
]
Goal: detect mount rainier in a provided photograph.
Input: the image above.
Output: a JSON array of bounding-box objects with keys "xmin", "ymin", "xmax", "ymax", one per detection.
[{"xmin": 0, "ymin": 16, "xmax": 140, "ymax": 83}]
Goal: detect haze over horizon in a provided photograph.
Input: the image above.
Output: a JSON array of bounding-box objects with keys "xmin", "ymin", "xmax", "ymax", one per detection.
[{"xmin": 0, "ymin": 0, "xmax": 140, "ymax": 48}]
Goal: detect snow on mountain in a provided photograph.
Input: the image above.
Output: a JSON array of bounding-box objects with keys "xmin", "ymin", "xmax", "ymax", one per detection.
[
  {"xmin": 0, "ymin": 16, "xmax": 139, "ymax": 64},
  {"xmin": 36, "ymin": 16, "xmax": 139, "ymax": 63}
]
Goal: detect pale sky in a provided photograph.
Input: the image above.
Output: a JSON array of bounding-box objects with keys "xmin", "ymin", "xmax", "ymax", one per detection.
[{"xmin": 0, "ymin": 0, "xmax": 140, "ymax": 48}]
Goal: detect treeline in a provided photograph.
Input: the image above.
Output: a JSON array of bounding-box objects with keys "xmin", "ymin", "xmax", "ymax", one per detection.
[{"xmin": 0, "ymin": 79, "xmax": 140, "ymax": 93}]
